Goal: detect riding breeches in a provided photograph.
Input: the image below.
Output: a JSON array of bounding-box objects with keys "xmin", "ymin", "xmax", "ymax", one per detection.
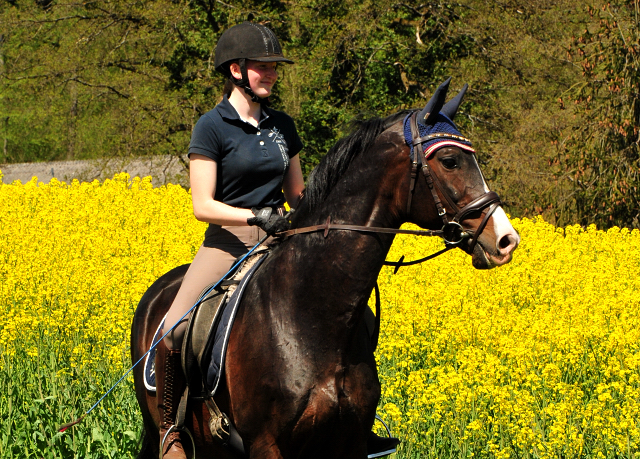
[{"xmin": 162, "ymin": 225, "xmax": 266, "ymax": 349}]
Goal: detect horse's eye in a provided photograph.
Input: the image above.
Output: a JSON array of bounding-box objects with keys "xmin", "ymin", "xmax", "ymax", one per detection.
[{"xmin": 441, "ymin": 157, "xmax": 458, "ymax": 170}]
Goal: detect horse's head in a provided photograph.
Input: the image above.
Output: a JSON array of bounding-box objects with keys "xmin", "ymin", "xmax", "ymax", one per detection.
[{"xmin": 406, "ymin": 78, "xmax": 519, "ymax": 269}]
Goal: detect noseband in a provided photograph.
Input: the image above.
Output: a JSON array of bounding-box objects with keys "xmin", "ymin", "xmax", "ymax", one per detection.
[{"xmin": 277, "ymin": 111, "xmax": 502, "ymax": 268}]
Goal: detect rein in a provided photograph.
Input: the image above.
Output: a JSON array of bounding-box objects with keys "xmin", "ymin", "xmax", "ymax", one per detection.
[
  {"xmin": 276, "ymin": 111, "xmax": 502, "ymax": 272},
  {"xmin": 280, "ymin": 216, "xmax": 447, "ymax": 238}
]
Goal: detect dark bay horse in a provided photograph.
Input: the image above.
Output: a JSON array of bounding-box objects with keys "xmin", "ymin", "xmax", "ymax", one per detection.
[{"xmin": 131, "ymin": 79, "xmax": 519, "ymax": 459}]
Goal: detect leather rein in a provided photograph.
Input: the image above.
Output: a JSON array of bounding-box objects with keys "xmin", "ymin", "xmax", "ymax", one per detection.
[{"xmin": 277, "ymin": 111, "xmax": 502, "ymax": 272}]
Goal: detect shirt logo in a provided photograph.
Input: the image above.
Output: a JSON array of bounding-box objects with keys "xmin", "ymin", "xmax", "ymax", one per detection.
[{"xmin": 268, "ymin": 128, "xmax": 286, "ymax": 144}]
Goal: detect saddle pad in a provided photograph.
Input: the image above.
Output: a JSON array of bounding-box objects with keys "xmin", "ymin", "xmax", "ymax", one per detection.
[
  {"xmin": 143, "ymin": 313, "xmax": 167, "ymax": 392},
  {"xmin": 206, "ymin": 254, "xmax": 268, "ymax": 395}
]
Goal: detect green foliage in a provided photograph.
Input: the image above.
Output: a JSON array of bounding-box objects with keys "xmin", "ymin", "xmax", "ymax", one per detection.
[
  {"xmin": 556, "ymin": 1, "xmax": 640, "ymax": 228},
  {"xmin": 280, "ymin": 0, "xmax": 473, "ymax": 173},
  {"xmin": 0, "ymin": 326, "xmax": 140, "ymax": 458},
  {"xmin": 2, "ymin": 0, "xmax": 639, "ymax": 227},
  {"xmin": 0, "ymin": 0, "xmax": 468, "ymax": 170},
  {"xmin": 443, "ymin": 0, "xmax": 595, "ymax": 221},
  {"xmin": 0, "ymin": 0, "xmax": 220, "ymax": 162}
]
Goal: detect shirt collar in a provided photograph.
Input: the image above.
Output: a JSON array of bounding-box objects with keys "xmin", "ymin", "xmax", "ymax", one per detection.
[{"xmin": 217, "ymin": 94, "xmax": 271, "ymax": 126}]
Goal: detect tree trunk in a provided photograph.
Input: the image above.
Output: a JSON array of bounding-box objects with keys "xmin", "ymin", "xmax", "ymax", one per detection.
[
  {"xmin": 67, "ymin": 79, "xmax": 78, "ymax": 160},
  {"xmin": 2, "ymin": 117, "xmax": 7, "ymax": 163}
]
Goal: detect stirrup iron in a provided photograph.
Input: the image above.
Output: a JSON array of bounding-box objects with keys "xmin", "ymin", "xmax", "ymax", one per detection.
[
  {"xmin": 367, "ymin": 414, "xmax": 398, "ymax": 459},
  {"xmin": 160, "ymin": 424, "xmax": 196, "ymax": 459}
]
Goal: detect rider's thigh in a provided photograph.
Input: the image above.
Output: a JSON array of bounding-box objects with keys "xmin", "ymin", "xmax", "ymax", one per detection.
[{"xmin": 162, "ymin": 225, "xmax": 265, "ymax": 347}]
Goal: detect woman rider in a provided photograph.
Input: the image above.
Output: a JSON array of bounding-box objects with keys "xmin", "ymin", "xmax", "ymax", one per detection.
[{"xmin": 154, "ymin": 21, "xmax": 399, "ymax": 459}]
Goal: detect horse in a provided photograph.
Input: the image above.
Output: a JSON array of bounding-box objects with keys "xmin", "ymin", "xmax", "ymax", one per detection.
[{"xmin": 131, "ymin": 78, "xmax": 520, "ymax": 459}]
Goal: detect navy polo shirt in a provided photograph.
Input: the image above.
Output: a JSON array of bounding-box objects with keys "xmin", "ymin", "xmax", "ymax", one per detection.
[{"xmin": 188, "ymin": 95, "xmax": 303, "ymax": 209}]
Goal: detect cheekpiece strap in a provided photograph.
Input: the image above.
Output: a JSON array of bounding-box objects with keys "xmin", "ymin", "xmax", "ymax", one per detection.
[
  {"xmin": 405, "ymin": 112, "xmax": 420, "ymax": 214},
  {"xmin": 409, "ymin": 112, "xmax": 449, "ymax": 225}
]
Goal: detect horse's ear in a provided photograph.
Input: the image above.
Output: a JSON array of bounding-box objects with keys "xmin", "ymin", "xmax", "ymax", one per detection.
[
  {"xmin": 418, "ymin": 77, "xmax": 451, "ymax": 125},
  {"xmin": 441, "ymin": 83, "xmax": 468, "ymax": 121}
]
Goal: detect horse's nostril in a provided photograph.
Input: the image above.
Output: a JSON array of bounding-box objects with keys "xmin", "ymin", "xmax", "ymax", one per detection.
[{"xmin": 498, "ymin": 235, "xmax": 512, "ymax": 250}]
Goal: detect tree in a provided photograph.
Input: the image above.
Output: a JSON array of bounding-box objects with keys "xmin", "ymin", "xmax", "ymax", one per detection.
[
  {"xmin": 556, "ymin": 0, "xmax": 640, "ymax": 228},
  {"xmin": 3, "ymin": 0, "xmax": 617, "ymax": 227},
  {"xmin": 0, "ymin": 0, "xmax": 237, "ymax": 163},
  {"xmin": 0, "ymin": 0, "xmax": 470, "ymax": 172},
  {"xmin": 286, "ymin": 0, "xmax": 472, "ymax": 174}
]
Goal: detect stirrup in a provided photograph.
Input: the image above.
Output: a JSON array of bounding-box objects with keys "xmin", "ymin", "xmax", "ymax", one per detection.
[
  {"xmin": 367, "ymin": 415, "xmax": 398, "ymax": 459},
  {"xmin": 160, "ymin": 424, "xmax": 196, "ymax": 459}
]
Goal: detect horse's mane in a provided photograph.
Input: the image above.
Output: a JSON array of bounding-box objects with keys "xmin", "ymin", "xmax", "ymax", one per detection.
[{"xmin": 293, "ymin": 110, "xmax": 411, "ymax": 221}]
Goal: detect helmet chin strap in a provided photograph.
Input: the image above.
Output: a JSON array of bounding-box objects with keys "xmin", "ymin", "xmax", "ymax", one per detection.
[{"xmin": 231, "ymin": 58, "xmax": 271, "ymax": 105}]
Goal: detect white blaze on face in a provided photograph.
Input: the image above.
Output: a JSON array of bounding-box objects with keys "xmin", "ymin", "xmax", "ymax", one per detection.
[
  {"xmin": 491, "ymin": 206, "xmax": 520, "ymax": 257},
  {"xmin": 470, "ymin": 154, "xmax": 520, "ymax": 262},
  {"xmin": 471, "ymin": 155, "xmax": 491, "ymax": 194}
]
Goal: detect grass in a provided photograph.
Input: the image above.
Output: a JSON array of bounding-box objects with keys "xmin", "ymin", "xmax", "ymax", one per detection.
[{"xmin": 0, "ymin": 328, "xmax": 141, "ymax": 458}]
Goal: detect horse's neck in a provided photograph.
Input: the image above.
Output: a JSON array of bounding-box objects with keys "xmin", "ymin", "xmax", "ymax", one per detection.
[
  {"xmin": 296, "ymin": 143, "xmax": 406, "ymax": 230},
  {"xmin": 279, "ymin": 150, "xmax": 404, "ymax": 329},
  {"xmin": 276, "ymin": 224, "xmax": 393, "ymax": 340}
]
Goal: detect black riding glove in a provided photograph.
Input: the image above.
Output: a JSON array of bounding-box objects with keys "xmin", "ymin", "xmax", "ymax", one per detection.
[{"xmin": 247, "ymin": 207, "xmax": 290, "ymax": 236}]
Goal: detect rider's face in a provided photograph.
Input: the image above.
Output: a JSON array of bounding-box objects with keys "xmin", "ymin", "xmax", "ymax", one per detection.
[
  {"xmin": 247, "ymin": 60, "xmax": 278, "ymax": 97},
  {"xmin": 230, "ymin": 60, "xmax": 278, "ymax": 98}
]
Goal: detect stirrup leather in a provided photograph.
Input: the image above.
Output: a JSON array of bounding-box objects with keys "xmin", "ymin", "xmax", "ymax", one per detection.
[
  {"xmin": 203, "ymin": 397, "xmax": 247, "ymax": 456},
  {"xmin": 204, "ymin": 397, "xmax": 232, "ymax": 444}
]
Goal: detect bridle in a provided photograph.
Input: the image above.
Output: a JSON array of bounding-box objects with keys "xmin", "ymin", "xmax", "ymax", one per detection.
[
  {"xmin": 405, "ymin": 111, "xmax": 502, "ymax": 258},
  {"xmin": 276, "ymin": 111, "xmax": 502, "ymax": 271}
]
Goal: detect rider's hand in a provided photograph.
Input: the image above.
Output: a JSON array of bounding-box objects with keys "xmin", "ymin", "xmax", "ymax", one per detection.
[{"xmin": 247, "ymin": 207, "xmax": 290, "ymax": 236}]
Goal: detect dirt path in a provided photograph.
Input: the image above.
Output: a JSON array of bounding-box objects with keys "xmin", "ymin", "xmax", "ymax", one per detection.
[{"xmin": 0, "ymin": 155, "xmax": 189, "ymax": 187}]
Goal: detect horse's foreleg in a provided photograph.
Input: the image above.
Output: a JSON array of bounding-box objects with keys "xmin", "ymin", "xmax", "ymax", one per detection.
[{"xmin": 248, "ymin": 434, "xmax": 284, "ymax": 459}]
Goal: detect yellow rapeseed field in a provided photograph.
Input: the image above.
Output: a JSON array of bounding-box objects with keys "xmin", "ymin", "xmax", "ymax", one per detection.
[
  {"xmin": 0, "ymin": 173, "xmax": 206, "ymax": 368},
  {"xmin": 1, "ymin": 172, "xmax": 639, "ymax": 458},
  {"xmin": 377, "ymin": 218, "xmax": 640, "ymax": 457}
]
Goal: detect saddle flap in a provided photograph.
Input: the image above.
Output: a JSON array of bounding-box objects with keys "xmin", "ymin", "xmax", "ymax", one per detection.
[
  {"xmin": 182, "ymin": 288, "xmax": 228, "ymax": 392},
  {"xmin": 194, "ymin": 292, "xmax": 228, "ymax": 366}
]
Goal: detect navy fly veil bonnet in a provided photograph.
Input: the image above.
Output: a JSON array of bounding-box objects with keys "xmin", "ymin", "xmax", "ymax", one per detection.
[
  {"xmin": 403, "ymin": 113, "xmax": 475, "ymax": 158},
  {"xmin": 404, "ymin": 78, "xmax": 475, "ymax": 158}
]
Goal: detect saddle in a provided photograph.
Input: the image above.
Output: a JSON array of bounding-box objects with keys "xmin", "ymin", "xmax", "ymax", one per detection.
[{"xmin": 181, "ymin": 247, "xmax": 270, "ymax": 396}]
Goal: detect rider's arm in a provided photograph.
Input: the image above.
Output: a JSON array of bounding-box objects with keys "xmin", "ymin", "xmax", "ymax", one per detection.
[
  {"xmin": 190, "ymin": 154, "xmax": 254, "ymax": 226},
  {"xmin": 283, "ymin": 154, "xmax": 305, "ymax": 209}
]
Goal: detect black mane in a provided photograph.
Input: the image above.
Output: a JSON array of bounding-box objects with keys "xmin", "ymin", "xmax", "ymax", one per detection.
[{"xmin": 293, "ymin": 110, "xmax": 411, "ymax": 221}]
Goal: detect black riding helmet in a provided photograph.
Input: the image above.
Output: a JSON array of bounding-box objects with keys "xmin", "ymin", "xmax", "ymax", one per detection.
[{"xmin": 214, "ymin": 22, "xmax": 294, "ymax": 104}]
